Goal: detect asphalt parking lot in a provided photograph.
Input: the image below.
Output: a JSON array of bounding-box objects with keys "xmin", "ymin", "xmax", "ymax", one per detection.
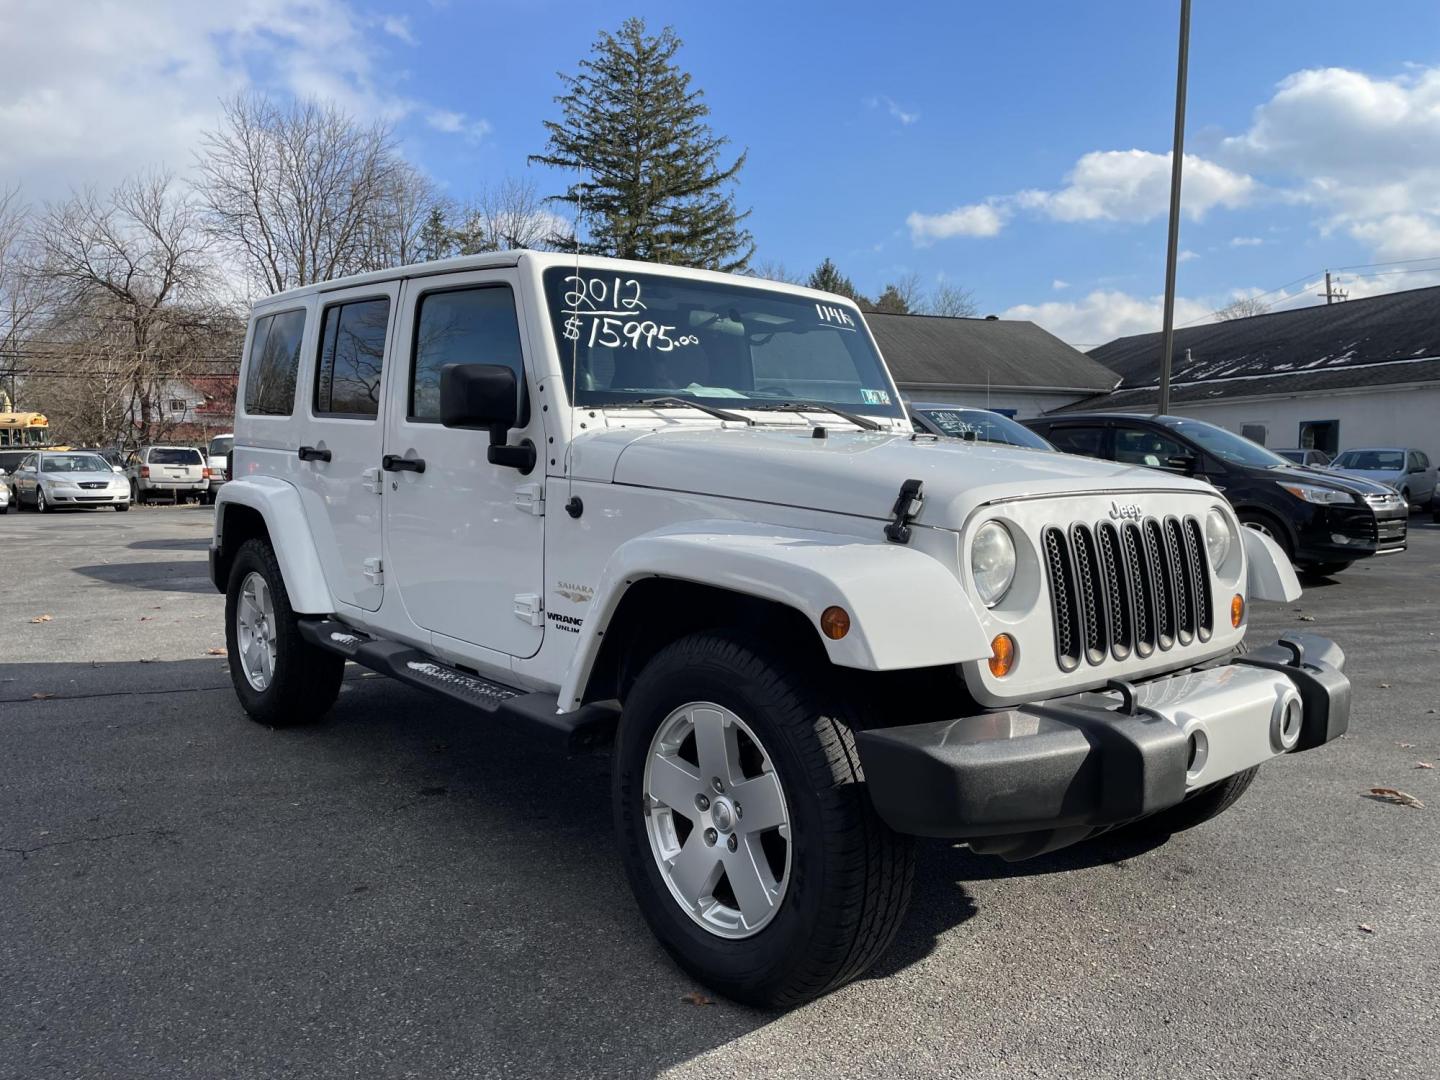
[{"xmin": 2, "ymin": 506, "xmax": 1438, "ymax": 1079}]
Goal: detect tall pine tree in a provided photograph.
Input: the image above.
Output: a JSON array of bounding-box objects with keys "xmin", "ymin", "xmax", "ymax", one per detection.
[{"xmin": 530, "ymin": 18, "xmax": 753, "ymax": 271}]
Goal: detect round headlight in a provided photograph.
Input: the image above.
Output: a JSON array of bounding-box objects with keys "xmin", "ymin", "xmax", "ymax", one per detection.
[
  {"xmin": 972, "ymin": 521, "xmax": 1017, "ymax": 607},
  {"xmin": 1205, "ymin": 507, "xmax": 1233, "ymax": 567}
]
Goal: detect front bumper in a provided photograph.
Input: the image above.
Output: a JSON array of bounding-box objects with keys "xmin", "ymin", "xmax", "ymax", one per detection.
[
  {"xmin": 47, "ymin": 489, "xmax": 129, "ymax": 505},
  {"xmin": 856, "ymin": 633, "xmax": 1349, "ymax": 858},
  {"xmin": 1295, "ymin": 503, "xmax": 1406, "ymax": 561}
]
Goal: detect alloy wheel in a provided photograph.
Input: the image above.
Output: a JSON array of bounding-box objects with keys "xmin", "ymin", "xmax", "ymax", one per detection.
[
  {"xmin": 235, "ymin": 571, "xmax": 278, "ymax": 691},
  {"xmin": 642, "ymin": 702, "xmax": 791, "ymax": 939}
]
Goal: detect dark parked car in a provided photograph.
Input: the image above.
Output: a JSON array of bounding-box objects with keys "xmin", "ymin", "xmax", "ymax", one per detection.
[
  {"xmin": 908, "ymin": 404, "xmax": 1055, "ymax": 450},
  {"xmin": 1023, "ymin": 413, "xmax": 1407, "ymax": 576},
  {"xmin": 1273, "ymin": 448, "xmax": 1332, "ymax": 468}
]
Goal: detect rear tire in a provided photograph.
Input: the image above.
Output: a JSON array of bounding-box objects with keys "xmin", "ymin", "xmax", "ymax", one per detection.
[
  {"xmin": 224, "ymin": 538, "xmax": 344, "ymax": 727},
  {"xmin": 613, "ymin": 631, "xmax": 914, "ymax": 1008}
]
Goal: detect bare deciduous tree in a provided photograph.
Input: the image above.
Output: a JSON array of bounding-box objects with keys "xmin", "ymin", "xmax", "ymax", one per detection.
[
  {"xmin": 926, "ymin": 280, "xmax": 979, "ymax": 318},
  {"xmin": 0, "ymin": 184, "xmax": 44, "ymax": 402},
  {"xmin": 747, "ymin": 259, "xmax": 804, "ymax": 285},
  {"xmin": 455, "ymin": 176, "xmax": 572, "ymax": 254},
  {"xmin": 1215, "ymin": 295, "xmax": 1269, "ymax": 320},
  {"xmin": 33, "ymin": 172, "xmax": 231, "ymax": 446},
  {"xmin": 196, "ymin": 94, "xmax": 406, "ymax": 293}
]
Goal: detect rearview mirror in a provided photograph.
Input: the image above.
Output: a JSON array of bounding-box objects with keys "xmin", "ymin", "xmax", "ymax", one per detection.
[{"xmin": 440, "ymin": 363, "xmax": 534, "ymax": 474}]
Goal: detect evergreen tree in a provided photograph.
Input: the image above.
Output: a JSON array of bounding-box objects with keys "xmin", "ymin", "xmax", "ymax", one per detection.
[
  {"xmin": 807, "ymin": 258, "xmax": 871, "ymax": 307},
  {"xmin": 530, "ymin": 18, "xmax": 753, "ymax": 271},
  {"xmin": 872, "ymin": 284, "xmax": 911, "ymax": 314},
  {"xmin": 418, "ymin": 205, "xmax": 455, "ymax": 262}
]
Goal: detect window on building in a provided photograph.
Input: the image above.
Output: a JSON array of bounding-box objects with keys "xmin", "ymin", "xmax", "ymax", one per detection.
[
  {"xmin": 1240, "ymin": 423, "xmax": 1267, "ymax": 445},
  {"xmin": 244, "ymin": 309, "xmax": 306, "ymax": 416},
  {"xmin": 315, "ymin": 298, "xmax": 390, "ymax": 417},
  {"xmin": 410, "ymin": 286, "xmax": 525, "ymax": 422},
  {"xmin": 1298, "ymin": 419, "xmax": 1339, "ymax": 455}
]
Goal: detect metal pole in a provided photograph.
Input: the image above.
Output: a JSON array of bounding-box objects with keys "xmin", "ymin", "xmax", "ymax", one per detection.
[{"xmin": 1157, "ymin": 0, "xmax": 1191, "ymax": 416}]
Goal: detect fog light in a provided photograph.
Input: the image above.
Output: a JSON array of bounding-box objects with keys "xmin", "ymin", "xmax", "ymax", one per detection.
[
  {"xmin": 1330, "ymin": 534, "xmax": 1352, "ymax": 545},
  {"xmin": 988, "ymin": 633, "xmax": 1017, "ymax": 678},
  {"xmin": 1230, "ymin": 594, "xmax": 1245, "ymax": 628},
  {"xmin": 820, "ymin": 606, "xmax": 850, "ymax": 640}
]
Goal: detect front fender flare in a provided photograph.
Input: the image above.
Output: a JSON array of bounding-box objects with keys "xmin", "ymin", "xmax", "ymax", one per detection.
[
  {"xmin": 1242, "ymin": 525, "xmax": 1302, "ymax": 602},
  {"xmin": 214, "ymin": 478, "xmax": 333, "ymax": 613},
  {"xmin": 557, "ymin": 521, "xmax": 992, "ymax": 711}
]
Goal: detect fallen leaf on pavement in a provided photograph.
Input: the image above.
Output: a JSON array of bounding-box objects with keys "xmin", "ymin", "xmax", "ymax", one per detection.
[
  {"xmin": 1359, "ymin": 924, "xmax": 1374, "ymax": 934},
  {"xmin": 139, "ymin": 616, "xmax": 153, "ymax": 622},
  {"xmin": 1399, "ymin": 742, "xmax": 1416, "ymax": 748},
  {"xmin": 29, "ymin": 614, "xmax": 53, "ymax": 623},
  {"xmin": 1367, "ymin": 787, "xmax": 1424, "ymax": 808},
  {"xmin": 31, "ymin": 692, "xmax": 55, "ymax": 700},
  {"xmin": 1298, "ymin": 614, "xmax": 1316, "ymax": 622},
  {"xmin": 1417, "ymin": 762, "xmax": 1434, "ymax": 770},
  {"xmin": 1378, "ymin": 682, "xmax": 1391, "ymax": 689},
  {"xmin": 205, "ymin": 647, "xmax": 226, "ymax": 656},
  {"xmin": 679, "ymin": 991, "xmax": 714, "ymax": 1006}
]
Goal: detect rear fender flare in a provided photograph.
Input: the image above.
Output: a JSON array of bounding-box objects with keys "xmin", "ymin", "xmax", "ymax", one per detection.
[{"xmin": 214, "ymin": 478, "xmax": 333, "ymax": 613}]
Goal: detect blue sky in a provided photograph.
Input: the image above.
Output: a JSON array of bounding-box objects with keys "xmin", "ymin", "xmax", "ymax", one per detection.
[{"xmin": 4, "ymin": 0, "xmax": 1440, "ymax": 345}]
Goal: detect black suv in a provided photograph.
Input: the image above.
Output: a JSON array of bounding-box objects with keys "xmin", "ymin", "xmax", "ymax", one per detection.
[{"xmin": 1024, "ymin": 413, "xmax": 1407, "ymax": 576}]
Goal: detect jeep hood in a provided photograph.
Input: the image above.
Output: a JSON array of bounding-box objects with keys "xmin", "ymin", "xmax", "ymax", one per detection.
[{"xmin": 595, "ymin": 426, "xmax": 1217, "ymax": 529}]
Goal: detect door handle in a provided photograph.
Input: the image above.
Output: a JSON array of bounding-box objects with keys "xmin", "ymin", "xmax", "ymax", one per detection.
[
  {"xmin": 382, "ymin": 454, "xmax": 426, "ymax": 474},
  {"xmin": 298, "ymin": 445, "xmax": 332, "ymax": 462}
]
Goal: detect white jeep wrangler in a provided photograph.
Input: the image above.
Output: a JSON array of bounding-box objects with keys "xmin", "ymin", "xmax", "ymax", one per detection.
[{"xmin": 210, "ymin": 252, "xmax": 1350, "ymax": 1007}]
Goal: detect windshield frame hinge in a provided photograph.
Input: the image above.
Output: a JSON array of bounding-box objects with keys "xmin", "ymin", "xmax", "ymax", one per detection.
[{"xmin": 884, "ymin": 478, "xmax": 924, "ymax": 544}]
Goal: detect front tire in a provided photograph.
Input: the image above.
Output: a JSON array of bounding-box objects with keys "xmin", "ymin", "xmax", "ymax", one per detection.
[
  {"xmin": 1299, "ymin": 560, "xmax": 1351, "ymax": 577},
  {"xmin": 1238, "ymin": 510, "xmax": 1292, "ymax": 561},
  {"xmin": 224, "ymin": 538, "xmax": 344, "ymax": 727},
  {"xmin": 1133, "ymin": 767, "xmax": 1260, "ymax": 835},
  {"xmin": 613, "ymin": 632, "xmax": 914, "ymax": 1008},
  {"xmin": 35, "ymin": 487, "xmax": 48, "ymax": 513}
]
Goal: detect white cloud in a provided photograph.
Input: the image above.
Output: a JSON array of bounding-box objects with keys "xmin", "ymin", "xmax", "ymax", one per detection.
[
  {"xmin": 380, "ymin": 14, "xmax": 416, "ymax": 45},
  {"xmin": 1178, "ymin": 249, "xmax": 1199, "ymax": 262},
  {"xmin": 1221, "ymin": 66, "xmax": 1440, "ymax": 262},
  {"xmin": 907, "ymin": 202, "xmax": 1008, "ymax": 244},
  {"xmin": 1229, "ymin": 236, "xmax": 1263, "ymax": 247},
  {"xmin": 1017, "ymin": 150, "xmax": 1255, "ymax": 224},
  {"xmin": 1051, "ymin": 279, "xmax": 1070, "ymax": 290},
  {"xmin": 0, "ymin": 0, "xmax": 489, "ymax": 195},
  {"xmin": 908, "ymin": 149, "xmax": 1255, "ymax": 244},
  {"xmin": 426, "ymin": 109, "xmax": 490, "ymax": 142},
  {"xmin": 865, "ymin": 95, "xmax": 919, "ymax": 126},
  {"xmin": 1002, "ymin": 290, "xmax": 1217, "ymax": 347}
]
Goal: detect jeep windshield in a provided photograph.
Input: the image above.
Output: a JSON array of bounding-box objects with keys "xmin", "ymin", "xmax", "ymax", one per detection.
[{"xmin": 541, "ymin": 267, "xmax": 904, "ymax": 420}]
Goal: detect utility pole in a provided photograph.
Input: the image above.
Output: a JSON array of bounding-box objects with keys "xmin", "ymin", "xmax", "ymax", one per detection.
[
  {"xmin": 1319, "ymin": 270, "xmax": 1348, "ymax": 305},
  {"xmin": 1157, "ymin": 0, "xmax": 1191, "ymax": 417}
]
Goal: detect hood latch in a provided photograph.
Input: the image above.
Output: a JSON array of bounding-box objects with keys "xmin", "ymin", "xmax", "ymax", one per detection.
[{"xmin": 884, "ymin": 478, "xmax": 924, "ymax": 544}]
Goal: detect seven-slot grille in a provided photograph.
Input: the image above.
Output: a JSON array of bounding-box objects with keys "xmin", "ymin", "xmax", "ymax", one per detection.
[{"xmin": 1042, "ymin": 515, "xmax": 1213, "ymax": 671}]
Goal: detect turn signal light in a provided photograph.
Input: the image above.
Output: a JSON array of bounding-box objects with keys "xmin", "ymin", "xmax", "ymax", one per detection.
[
  {"xmin": 1231, "ymin": 594, "xmax": 1245, "ymax": 628},
  {"xmin": 140, "ymin": 466, "xmax": 150, "ymax": 478},
  {"xmin": 988, "ymin": 633, "xmax": 1017, "ymax": 678},
  {"xmin": 820, "ymin": 606, "xmax": 851, "ymax": 640}
]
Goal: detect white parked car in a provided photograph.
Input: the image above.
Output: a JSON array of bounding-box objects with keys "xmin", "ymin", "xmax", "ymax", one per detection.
[
  {"xmin": 9, "ymin": 450, "xmax": 131, "ymax": 511},
  {"xmin": 209, "ymin": 251, "xmax": 1352, "ymax": 1007},
  {"xmin": 0, "ymin": 471, "xmax": 9, "ymax": 513},
  {"xmin": 126, "ymin": 445, "xmax": 210, "ymax": 504},
  {"xmin": 205, "ymin": 433, "xmax": 234, "ymax": 503}
]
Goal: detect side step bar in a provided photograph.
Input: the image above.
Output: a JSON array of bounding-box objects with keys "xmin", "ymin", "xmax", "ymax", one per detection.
[{"xmin": 298, "ymin": 618, "xmax": 618, "ymax": 752}]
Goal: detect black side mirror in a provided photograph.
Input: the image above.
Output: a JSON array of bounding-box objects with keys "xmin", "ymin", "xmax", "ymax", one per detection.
[{"xmin": 439, "ymin": 363, "xmax": 535, "ymax": 474}]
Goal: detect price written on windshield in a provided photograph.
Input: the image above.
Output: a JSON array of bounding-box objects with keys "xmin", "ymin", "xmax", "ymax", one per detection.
[{"xmin": 560, "ymin": 274, "xmax": 699, "ymax": 352}]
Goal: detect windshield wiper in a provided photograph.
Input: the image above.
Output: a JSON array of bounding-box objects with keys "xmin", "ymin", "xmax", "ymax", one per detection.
[
  {"xmin": 748, "ymin": 401, "xmax": 883, "ymax": 431},
  {"xmin": 612, "ymin": 396, "xmax": 754, "ymax": 425}
]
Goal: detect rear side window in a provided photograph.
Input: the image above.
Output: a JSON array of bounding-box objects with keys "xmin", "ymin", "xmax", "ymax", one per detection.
[
  {"xmin": 315, "ymin": 298, "xmax": 390, "ymax": 418},
  {"xmin": 243, "ymin": 309, "xmax": 307, "ymax": 416},
  {"xmin": 1047, "ymin": 425, "xmax": 1108, "ymax": 458},
  {"xmin": 410, "ymin": 286, "xmax": 524, "ymax": 422},
  {"xmin": 148, "ymin": 448, "xmax": 204, "ymax": 466}
]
